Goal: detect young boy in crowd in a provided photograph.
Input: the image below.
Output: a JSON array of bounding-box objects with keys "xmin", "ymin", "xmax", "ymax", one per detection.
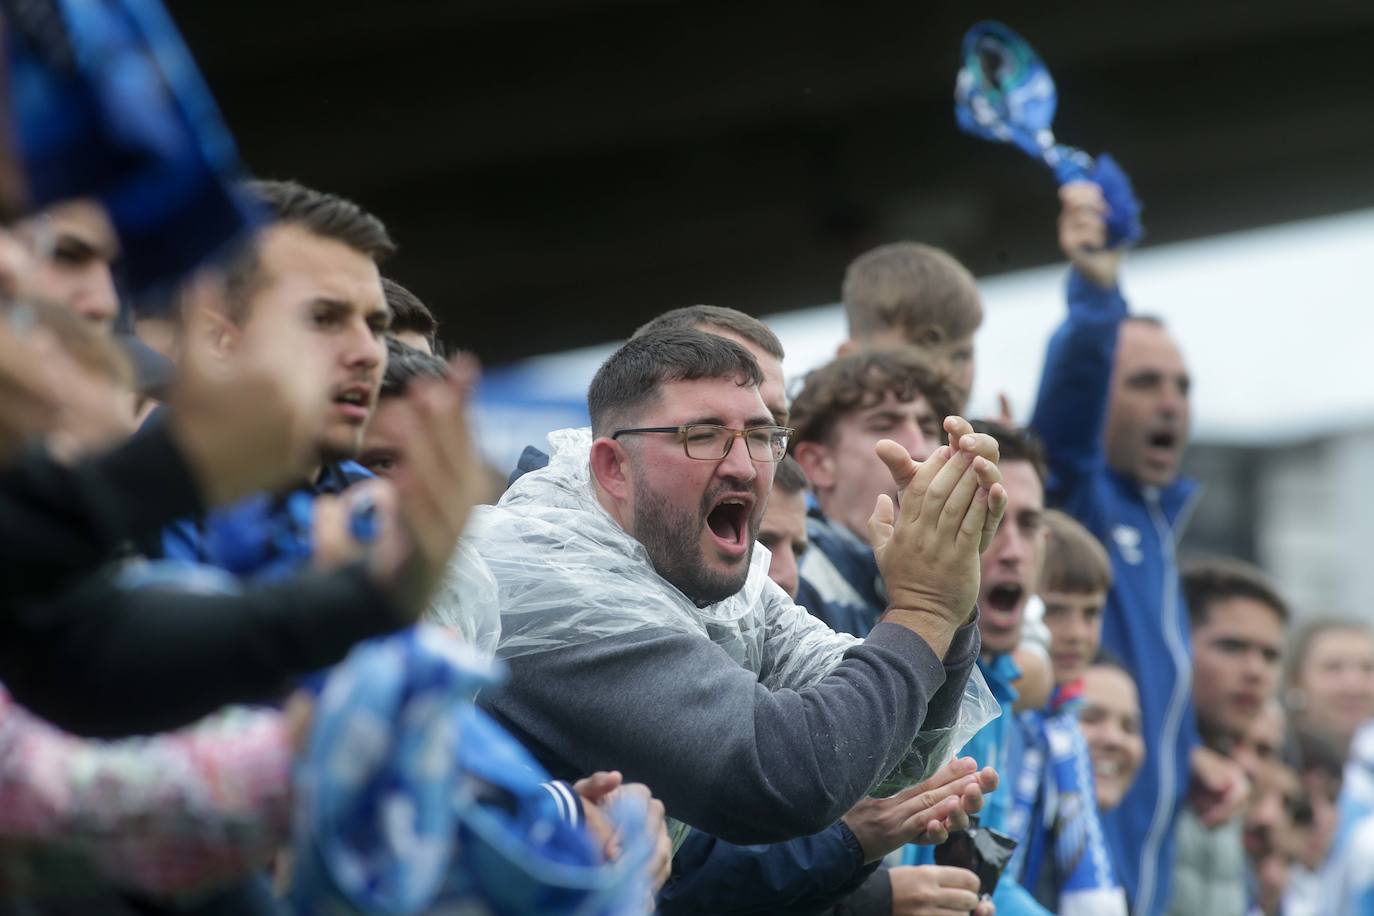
[
  {"xmin": 838, "ymin": 241, "xmax": 983, "ymax": 411},
  {"xmin": 790, "ymin": 346, "xmax": 956, "ymax": 637},
  {"xmin": 1011, "ymin": 509, "xmax": 1128, "ymax": 915}
]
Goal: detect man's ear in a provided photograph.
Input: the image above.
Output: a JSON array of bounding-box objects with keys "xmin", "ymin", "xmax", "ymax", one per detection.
[
  {"xmin": 589, "ymin": 437, "xmax": 632, "ymax": 502},
  {"xmin": 791, "ymin": 440, "xmax": 835, "ymax": 491},
  {"xmin": 194, "ymin": 304, "xmax": 241, "ymax": 359},
  {"xmin": 836, "ymin": 338, "xmax": 858, "ymax": 357},
  {"xmin": 178, "ymin": 271, "xmax": 242, "ymax": 360}
]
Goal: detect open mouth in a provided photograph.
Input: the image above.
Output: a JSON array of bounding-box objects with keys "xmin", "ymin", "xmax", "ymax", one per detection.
[
  {"xmin": 332, "ymin": 387, "xmax": 372, "ymax": 421},
  {"xmin": 985, "ymin": 582, "xmax": 1024, "ymax": 613},
  {"xmin": 1147, "ymin": 430, "xmax": 1177, "ymax": 450},
  {"xmin": 706, "ymin": 495, "xmax": 751, "ymax": 556},
  {"xmin": 1094, "ymin": 758, "xmax": 1122, "ymax": 782}
]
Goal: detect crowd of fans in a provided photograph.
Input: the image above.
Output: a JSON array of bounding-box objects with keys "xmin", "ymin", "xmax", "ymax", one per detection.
[{"xmin": 3, "ymin": 2, "xmax": 1374, "ymax": 915}]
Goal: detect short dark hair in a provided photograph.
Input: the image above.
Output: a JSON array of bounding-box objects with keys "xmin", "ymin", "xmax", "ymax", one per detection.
[
  {"xmin": 225, "ymin": 180, "xmax": 394, "ymax": 322},
  {"xmin": 587, "ymin": 328, "xmax": 763, "ymax": 438},
  {"xmin": 842, "ymin": 242, "xmax": 983, "ymax": 344},
  {"xmin": 383, "ymin": 278, "xmax": 439, "ymax": 352},
  {"xmin": 969, "ymin": 419, "xmax": 1048, "ymax": 484},
  {"xmin": 380, "ymin": 337, "xmax": 447, "ymax": 399},
  {"xmin": 789, "ymin": 347, "xmax": 958, "ymax": 447},
  {"xmin": 1041, "ymin": 509, "xmax": 1113, "ymax": 595},
  {"xmin": 1182, "ymin": 556, "xmax": 1290, "ymax": 627},
  {"xmin": 634, "ymin": 305, "xmax": 785, "ymax": 362},
  {"xmin": 773, "ymin": 455, "xmax": 809, "ymax": 495}
]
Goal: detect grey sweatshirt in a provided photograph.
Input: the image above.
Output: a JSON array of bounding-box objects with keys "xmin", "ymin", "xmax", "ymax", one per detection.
[{"xmin": 480, "ymin": 616, "xmax": 980, "ymax": 846}]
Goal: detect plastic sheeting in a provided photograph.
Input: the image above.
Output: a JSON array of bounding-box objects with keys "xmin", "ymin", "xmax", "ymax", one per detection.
[{"xmin": 441, "ymin": 427, "xmax": 999, "ymax": 799}]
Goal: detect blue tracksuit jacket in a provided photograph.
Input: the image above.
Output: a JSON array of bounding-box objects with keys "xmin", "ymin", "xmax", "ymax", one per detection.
[{"xmin": 1029, "ymin": 268, "xmax": 1201, "ymax": 916}]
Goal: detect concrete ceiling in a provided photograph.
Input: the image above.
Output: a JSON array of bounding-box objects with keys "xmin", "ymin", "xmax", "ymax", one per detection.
[{"xmin": 170, "ymin": 0, "xmax": 1374, "ymax": 363}]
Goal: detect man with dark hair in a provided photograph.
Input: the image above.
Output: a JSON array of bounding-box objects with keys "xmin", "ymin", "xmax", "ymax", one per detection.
[
  {"xmin": 839, "ymin": 242, "xmax": 984, "ymax": 410},
  {"xmin": 1168, "ymin": 558, "xmax": 1288, "ymax": 916},
  {"xmin": 383, "ymin": 277, "xmax": 440, "ymax": 355},
  {"xmin": 634, "ymin": 303, "xmax": 789, "ymax": 426},
  {"xmin": 463, "ymin": 328, "xmax": 1006, "ymax": 855},
  {"xmin": 756, "ymin": 455, "xmax": 809, "ymax": 601},
  {"xmin": 359, "ymin": 338, "xmax": 448, "ymax": 479},
  {"xmin": 15, "ymin": 200, "xmax": 122, "ymax": 329},
  {"xmin": 507, "ymin": 303, "xmax": 791, "ymax": 484},
  {"xmin": 1030, "ymin": 178, "xmax": 1226, "ymax": 916},
  {"xmin": 160, "ymin": 179, "xmax": 394, "ymax": 563},
  {"xmin": 790, "ymin": 346, "xmax": 958, "ymax": 636}
]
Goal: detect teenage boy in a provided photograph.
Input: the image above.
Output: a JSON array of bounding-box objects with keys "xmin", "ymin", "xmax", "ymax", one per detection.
[{"xmin": 1013, "ymin": 510, "xmax": 1127, "ymax": 914}]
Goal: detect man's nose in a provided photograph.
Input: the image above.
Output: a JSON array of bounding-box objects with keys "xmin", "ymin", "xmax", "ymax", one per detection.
[
  {"xmin": 895, "ymin": 422, "xmax": 932, "ymax": 462},
  {"xmin": 773, "ymin": 548, "xmax": 798, "ymax": 600},
  {"xmin": 994, "ymin": 525, "xmax": 1027, "ymax": 566},
  {"xmin": 77, "ymin": 266, "xmax": 120, "ymax": 327},
  {"xmin": 718, "ymin": 434, "xmax": 757, "ymax": 480},
  {"xmin": 344, "ymin": 324, "xmax": 384, "ymax": 368}
]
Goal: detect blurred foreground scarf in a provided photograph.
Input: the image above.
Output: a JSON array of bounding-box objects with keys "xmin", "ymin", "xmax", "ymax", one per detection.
[
  {"xmin": 3, "ymin": 0, "xmax": 259, "ymax": 294},
  {"xmin": 290, "ymin": 626, "xmax": 653, "ymax": 915}
]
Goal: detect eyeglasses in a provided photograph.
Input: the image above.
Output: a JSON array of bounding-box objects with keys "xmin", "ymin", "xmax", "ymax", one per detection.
[{"xmin": 611, "ymin": 424, "xmax": 794, "ymax": 462}]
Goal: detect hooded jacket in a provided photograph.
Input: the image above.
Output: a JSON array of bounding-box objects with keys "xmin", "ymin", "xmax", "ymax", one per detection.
[{"xmin": 1030, "ymin": 268, "xmax": 1202, "ymax": 916}]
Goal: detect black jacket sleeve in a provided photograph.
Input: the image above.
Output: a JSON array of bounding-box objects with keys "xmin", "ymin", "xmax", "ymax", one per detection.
[
  {"xmin": 830, "ymin": 866, "xmax": 893, "ymax": 916},
  {"xmin": 0, "ymin": 562, "xmax": 407, "ymax": 737},
  {"xmin": 0, "ymin": 425, "xmax": 202, "ymax": 602}
]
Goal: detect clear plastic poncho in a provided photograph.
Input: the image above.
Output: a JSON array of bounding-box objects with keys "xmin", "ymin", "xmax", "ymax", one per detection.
[{"xmin": 431, "ymin": 428, "xmax": 998, "ymax": 801}]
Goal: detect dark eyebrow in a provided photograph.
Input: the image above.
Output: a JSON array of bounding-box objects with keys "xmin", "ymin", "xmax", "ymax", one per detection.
[
  {"xmin": 745, "ymin": 414, "xmax": 774, "ymax": 428},
  {"xmin": 55, "ymin": 230, "xmax": 117, "ymax": 261},
  {"xmin": 682, "ymin": 416, "xmax": 726, "ymax": 427},
  {"xmin": 54, "ymin": 235, "xmax": 99, "ymax": 257},
  {"xmin": 310, "ymin": 297, "xmax": 352, "ymax": 317}
]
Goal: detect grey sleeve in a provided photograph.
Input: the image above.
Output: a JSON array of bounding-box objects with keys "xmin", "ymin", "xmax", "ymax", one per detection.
[
  {"xmin": 922, "ymin": 610, "xmax": 982, "ymax": 732},
  {"xmin": 480, "ymin": 620, "xmax": 950, "ymax": 845}
]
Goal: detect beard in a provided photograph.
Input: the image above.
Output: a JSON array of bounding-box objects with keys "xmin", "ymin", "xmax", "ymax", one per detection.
[{"xmin": 631, "ymin": 468, "xmax": 758, "ymax": 607}]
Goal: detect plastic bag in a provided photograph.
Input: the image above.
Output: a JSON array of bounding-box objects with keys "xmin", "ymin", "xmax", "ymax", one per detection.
[{"xmin": 870, "ymin": 663, "xmax": 1001, "ymax": 797}]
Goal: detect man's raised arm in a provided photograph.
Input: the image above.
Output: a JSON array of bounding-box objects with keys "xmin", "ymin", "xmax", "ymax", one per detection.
[{"xmin": 1030, "ymin": 182, "xmax": 1131, "ymax": 496}]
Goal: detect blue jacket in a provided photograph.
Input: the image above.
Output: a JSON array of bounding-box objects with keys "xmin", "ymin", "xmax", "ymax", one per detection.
[
  {"xmin": 1029, "ymin": 269, "xmax": 1201, "ymax": 916},
  {"xmin": 902, "ymin": 655, "xmax": 1052, "ymax": 916},
  {"xmin": 160, "ymin": 460, "xmax": 373, "ymax": 574},
  {"xmin": 797, "ymin": 507, "xmax": 885, "ymax": 637}
]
